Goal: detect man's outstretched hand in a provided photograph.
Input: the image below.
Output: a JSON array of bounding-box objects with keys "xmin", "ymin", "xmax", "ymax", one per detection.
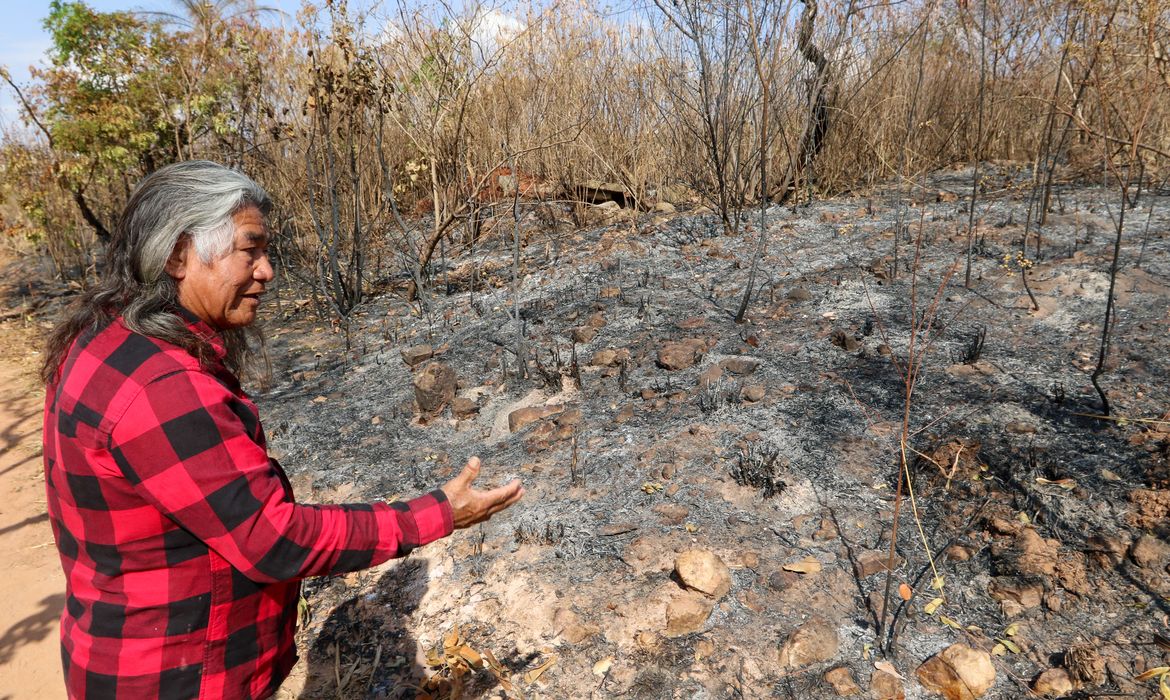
[{"xmin": 440, "ymin": 457, "xmax": 524, "ymax": 529}]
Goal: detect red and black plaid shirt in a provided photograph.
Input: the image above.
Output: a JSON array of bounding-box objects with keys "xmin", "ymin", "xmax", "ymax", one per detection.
[{"xmin": 43, "ymin": 312, "xmax": 453, "ymax": 699}]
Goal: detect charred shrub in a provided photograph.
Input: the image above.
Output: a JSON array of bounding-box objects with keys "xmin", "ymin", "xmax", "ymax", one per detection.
[
  {"xmin": 698, "ymin": 379, "xmax": 742, "ymax": 414},
  {"xmin": 731, "ymin": 441, "xmax": 786, "ymax": 498}
]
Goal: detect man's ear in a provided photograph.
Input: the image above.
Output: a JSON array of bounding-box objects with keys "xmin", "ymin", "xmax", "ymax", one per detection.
[{"xmin": 164, "ymin": 235, "xmax": 191, "ymax": 280}]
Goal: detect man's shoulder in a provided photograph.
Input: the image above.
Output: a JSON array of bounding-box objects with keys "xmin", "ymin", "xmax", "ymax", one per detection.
[{"xmin": 78, "ymin": 317, "xmax": 203, "ymax": 381}]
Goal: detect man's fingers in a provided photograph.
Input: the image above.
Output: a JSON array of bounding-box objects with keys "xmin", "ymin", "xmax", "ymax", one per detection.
[
  {"xmin": 478, "ymin": 479, "xmax": 523, "ymax": 507},
  {"xmin": 457, "ymin": 456, "xmax": 482, "ymax": 488}
]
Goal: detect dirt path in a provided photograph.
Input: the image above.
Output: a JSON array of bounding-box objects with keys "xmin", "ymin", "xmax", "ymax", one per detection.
[{"xmin": 0, "ymin": 318, "xmax": 65, "ymax": 699}]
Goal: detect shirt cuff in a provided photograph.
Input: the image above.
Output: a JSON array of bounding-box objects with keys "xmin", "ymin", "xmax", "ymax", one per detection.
[{"xmin": 375, "ymin": 489, "xmax": 455, "ymax": 558}]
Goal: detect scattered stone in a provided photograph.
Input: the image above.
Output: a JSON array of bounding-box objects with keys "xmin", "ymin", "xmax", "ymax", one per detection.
[
  {"xmin": 413, "ymin": 361, "xmax": 456, "ymax": 415},
  {"xmin": 719, "ymin": 357, "xmax": 760, "ymax": 375},
  {"xmin": 640, "ymin": 387, "xmax": 657, "ymax": 400},
  {"xmin": 987, "ymin": 517, "xmax": 1021, "ymax": 536},
  {"xmin": 823, "ymin": 667, "xmax": 861, "ymax": 696},
  {"xmin": 656, "ymin": 339, "xmax": 707, "ymax": 370},
  {"xmin": 855, "ymin": 550, "xmax": 901, "ymax": 578},
  {"xmin": 665, "ymin": 593, "xmax": 713, "ymax": 636},
  {"xmin": 870, "ymin": 669, "xmax": 905, "ymax": 700},
  {"xmin": 1063, "ymin": 645, "xmax": 1106, "ymax": 686},
  {"xmin": 1130, "ymin": 533, "xmax": 1170, "ymax": 569},
  {"xmin": 590, "ymin": 348, "xmax": 630, "ymax": 367},
  {"xmin": 571, "ymin": 326, "xmax": 598, "ymax": 343},
  {"xmin": 660, "ymin": 463, "xmax": 676, "ymax": 479},
  {"xmin": 653, "ymin": 201, "xmax": 676, "ymax": 214},
  {"xmin": 1005, "ymin": 422, "xmax": 1038, "ymax": 434},
  {"xmin": 787, "ymin": 287, "xmax": 813, "ymax": 302},
  {"xmin": 988, "ymin": 577, "xmax": 1043, "ymax": 613},
  {"xmin": 508, "ymin": 405, "xmax": 564, "ymax": 432},
  {"xmin": 778, "ymin": 617, "xmax": 839, "ymax": 669},
  {"xmin": 742, "ymin": 384, "xmax": 766, "ymax": 402},
  {"xmin": 585, "ymin": 312, "xmax": 607, "ymax": 329},
  {"xmin": 451, "ymin": 396, "xmax": 479, "ymax": 419},
  {"xmin": 812, "ymin": 519, "xmax": 839, "ymax": 541},
  {"xmin": 674, "ymin": 549, "xmax": 732, "ymax": 599},
  {"xmin": 553, "ymin": 608, "xmax": 598, "ymax": 644},
  {"xmin": 653, "ymin": 503, "xmax": 689, "ymax": 525},
  {"xmin": 1032, "ymin": 668, "xmax": 1074, "ymax": 697},
  {"xmin": 614, "ymin": 404, "xmax": 635, "ymax": 424},
  {"xmin": 696, "ymin": 364, "xmax": 723, "ymax": 386},
  {"xmin": 400, "ymin": 343, "xmax": 434, "ymax": 367},
  {"xmin": 877, "ymin": 344, "xmax": 893, "ymax": 356},
  {"xmin": 915, "ymin": 644, "xmax": 995, "ymax": 699},
  {"xmin": 1012, "ymin": 528, "xmax": 1060, "ymax": 577},
  {"xmin": 944, "ymin": 544, "xmax": 974, "ymax": 562}
]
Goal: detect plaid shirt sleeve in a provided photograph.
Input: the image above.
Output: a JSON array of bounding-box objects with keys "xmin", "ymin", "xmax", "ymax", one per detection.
[{"xmin": 108, "ymin": 368, "xmax": 454, "ymax": 583}]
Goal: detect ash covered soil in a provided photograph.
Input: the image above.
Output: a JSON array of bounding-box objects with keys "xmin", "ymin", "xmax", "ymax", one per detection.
[{"xmin": 259, "ymin": 167, "xmax": 1170, "ymax": 699}]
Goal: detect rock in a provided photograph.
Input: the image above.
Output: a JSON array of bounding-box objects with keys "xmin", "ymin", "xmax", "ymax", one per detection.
[
  {"xmin": 1130, "ymin": 534, "xmax": 1170, "ymax": 569},
  {"xmin": 987, "ymin": 517, "xmax": 1021, "ymax": 536},
  {"xmin": 571, "ymin": 326, "xmax": 598, "ymax": 343},
  {"xmin": 719, "ymin": 357, "xmax": 760, "ymax": 375},
  {"xmin": 823, "ymin": 667, "xmax": 861, "ymax": 696},
  {"xmin": 944, "ymin": 544, "xmax": 974, "ymax": 562},
  {"xmin": 1032, "ymin": 668, "xmax": 1074, "ymax": 697},
  {"xmin": 812, "ymin": 519, "xmax": 839, "ymax": 541},
  {"xmin": 870, "ymin": 669, "xmax": 905, "ymax": 699},
  {"xmin": 1013, "ymin": 528, "xmax": 1060, "ymax": 576},
  {"xmin": 508, "ymin": 405, "xmax": 564, "ymax": 432},
  {"xmin": 1085, "ymin": 534, "xmax": 1129, "ymax": 568},
  {"xmin": 401, "ymin": 343, "xmax": 434, "ymax": 367},
  {"xmin": 653, "ymin": 503, "xmax": 689, "ymax": 525},
  {"xmin": 787, "ymin": 287, "xmax": 813, "ymax": 302},
  {"xmin": 855, "ymin": 550, "xmax": 901, "ymax": 578},
  {"xmin": 590, "ymin": 348, "xmax": 629, "ymax": 367},
  {"xmin": 1005, "ymin": 421, "xmax": 1037, "ymax": 434},
  {"xmin": 413, "ymin": 362, "xmax": 456, "ymax": 414},
  {"xmin": 674, "ymin": 550, "xmax": 732, "ymax": 599},
  {"xmin": 830, "ymin": 329, "xmax": 862, "ymax": 352},
  {"xmin": 988, "ymin": 577, "xmax": 1043, "ymax": 612},
  {"xmin": 656, "ymin": 339, "xmax": 707, "ymax": 370},
  {"xmin": 640, "ymin": 387, "xmax": 657, "ymax": 400},
  {"xmin": 915, "ymin": 644, "xmax": 996, "ymax": 699},
  {"xmin": 585, "ymin": 312, "xmax": 607, "ymax": 329},
  {"xmin": 653, "ymin": 201, "xmax": 676, "ymax": 214},
  {"xmin": 664, "ymin": 593, "xmax": 713, "ymax": 636},
  {"xmin": 778, "ymin": 617, "xmax": 839, "ymax": 669},
  {"xmin": 742, "ymin": 384, "xmax": 766, "ymax": 402},
  {"xmin": 1063, "ymin": 645, "xmax": 1105, "ymax": 686},
  {"xmin": 553, "ymin": 608, "xmax": 598, "ymax": 644},
  {"xmin": 451, "ymin": 396, "xmax": 479, "ymax": 419},
  {"xmin": 697, "ymin": 364, "xmax": 723, "ymax": 386}
]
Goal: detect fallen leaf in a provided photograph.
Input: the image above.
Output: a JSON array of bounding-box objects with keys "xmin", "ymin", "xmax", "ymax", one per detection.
[
  {"xmin": 1005, "ymin": 623, "xmax": 1019, "ymax": 637},
  {"xmin": 939, "ymin": 615, "xmax": 961, "ymax": 629},
  {"xmin": 1136, "ymin": 666, "xmax": 1170, "ymax": 681},
  {"xmin": 1101, "ymin": 469, "xmax": 1122, "ymax": 481},
  {"xmin": 782, "ymin": 557, "xmax": 822, "ymax": 574},
  {"xmin": 1036, "ymin": 477, "xmax": 1077, "ymax": 490},
  {"xmin": 457, "ymin": 645, "xmax": 484, "ymax": 668},
  {"xmin": 592, "ymin": 657, "xmax": 613, "ymax": 676},
  {"xmin": 898, "ymin": 583, "xmax": 913, "ymax": 601},
  {"xmin": 931, "ymin": 575, "xmax": 945, "ymax": 590},
  {"xmin": 1160, "ymin": 673, "xmax": 1170, "ymax": 700},
  {"xmin": 991, "ymin": 643, "xmax": 1007, "ymax": 656},
  {"xmin": 874, "ymin": 660, "xmax": 904, "ymax": 680},
  {"xmin": 525, "ymin": 655, "xmax": 557, "ymax": 684},
  {"xmin": 997, "ymin": 638, "xmax": 1020, "ymax": 654},
  {"xmin": 924, "ymin": 597, "xmax": 944, "ymax": 615},
  {"xmin": 1017, "ymin": 511, "xmax": 1031, "ymax": 524}
]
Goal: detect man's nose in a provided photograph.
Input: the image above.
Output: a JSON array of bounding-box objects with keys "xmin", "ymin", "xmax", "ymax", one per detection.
[{"xmin": 255, "ymin": 254, "xmax": 274, "ymax": 282}]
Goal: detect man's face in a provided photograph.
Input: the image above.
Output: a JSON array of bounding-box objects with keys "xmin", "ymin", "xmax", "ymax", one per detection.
[{"xmin": 168, "ymin": 206, "xmax": 273, "ymax": 330}]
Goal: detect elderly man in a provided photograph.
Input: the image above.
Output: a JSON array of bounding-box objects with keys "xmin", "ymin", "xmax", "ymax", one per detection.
[{"xmin": 41, "ymin": 160, "xmax": 523, "ymax": 699}]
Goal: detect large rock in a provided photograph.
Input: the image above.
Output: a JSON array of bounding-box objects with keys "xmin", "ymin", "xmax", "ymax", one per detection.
[
  {"xmin": 915, "ymin": 644, "xmax": 995, "ymax": 700},
  {"xmin": 413, "ymin": 362, "xmax": 456, "ymax": 414},
  {"xmin": 508, "ymin": 405, "xmax": 564, "ymax": 432},
  {"xmin": 823, "ymin": 667, "xmax": 861, "ymax": 696},
  {"xmin": 719, "ymin": 356, "xmax": 760, "ymax": 375},
  {"xmin": 1130, "ymin": 533, "xmax": 1170, "ymax": 569},
  {"xmin": 871, "ymin": 669, "xmax": 905, "ymax": 700},
  {"xmin": 674, "ymin": 549, "xmax": 731, "ymax": 599},
  {"xmin": 778, "ymin": 617, "xmax": 839, "ymax": 669},
  {"xmin": 590, "ymin": 348, "xmax": 630, "ymax": 367},
  {"xmin": 664, "ymin": 592, "xmax": 714, "ymax": 636},
  {"xmin": 656, "ymin": 339, "xmax": 707, "ymax": 370}
]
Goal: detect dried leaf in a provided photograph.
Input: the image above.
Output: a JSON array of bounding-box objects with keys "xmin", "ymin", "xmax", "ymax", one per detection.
[
  {"xmin": 898, "ymin": 583, "xmax": 913, "ymax": 601},
  {"xmin": 862, "ymin": 643, "xmax": 872, "ymax": 660},
  {"xmin": 1100, "ymin": 469, "xmax": 1122, "ymax": 481},
  {"xmin": 782, "ymin": 557, "xmax": 822, "ymax": 574},
  {"xmin": 457, "ymin": 645, "xmax": 484, "ymax": 668},
  {"xmin": 997, "ymin": 638, "xmax": 1020, "ymax": 654},
  {"xmin": 991, "ymin": 643, "xmax": 1007, "ymax": 656},
  {"xmin": 592, "ymin": 657, "xmax": 613, "ymax": 676},
  {"xmin": 931, "ymin": 575, "xmax": 945, "ymax": 590},
  {"xmin": 1016, "ymin": 511, "xmax": 1031, "ymax": 524},
  {"xmin": 1160, "ymin": 673, "xmax": 1170, "ymax": 700},
  {"xmin": 685, "ymin": 522, "xmax": 698, "ymax": 533},
  {"xmin": 924, "ymin": 597, "xmax": 944, "ymax": 615},
  {"xmin": 939, "ymin": 615, "xmax": 961, "ymax": 629},
  {"xmin": 1135, "ymin": 666, "xmax": 1170, "ymax": 681},
  {"xmin": 444, "ymin": 626, "xmax": 461, "ymax": 650},
  {"xmin": 1036, "ymin": 477, "xmax": 1077, "ymax": 490},
  {"xmin": 874, "ymin": 660, "xmax": 904, "ymax": 680},
  {"xmin": 524, "ymin": 655, "xmax": 557, "ymax": 684},
  {"xmin": 1005, "ymin": 623, "xmax": 1019, "ymax": 637}
]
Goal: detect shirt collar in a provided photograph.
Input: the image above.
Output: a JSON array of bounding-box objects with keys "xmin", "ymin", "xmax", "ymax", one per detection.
[{"xmin": 175, "ymin": 305, "xmax": 228, "ymax": 361}]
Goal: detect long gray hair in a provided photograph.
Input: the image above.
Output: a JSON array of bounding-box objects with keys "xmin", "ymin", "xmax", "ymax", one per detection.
[{"xmin": 42, "ymin": 161, "xmax": 272, "ymax": 383}]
